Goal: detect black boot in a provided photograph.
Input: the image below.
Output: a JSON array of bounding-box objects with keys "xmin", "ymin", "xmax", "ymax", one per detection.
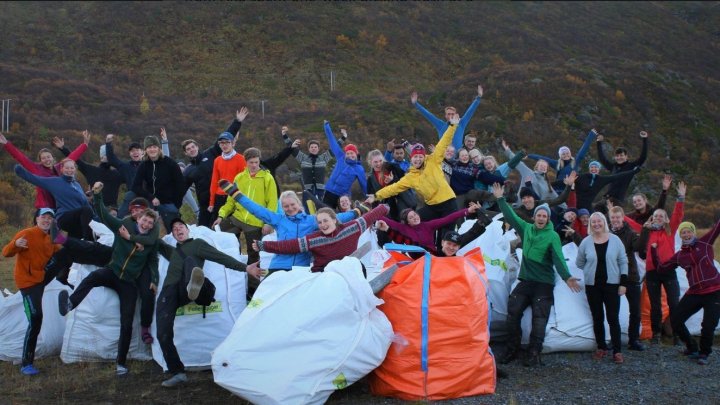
[
  {"xmin": 498, "ymin": 347, "xmax": 519, "ymax": 365},
  {"xmin": 523, "ymin": 350, "xmax": 542, "ymax": 367}
]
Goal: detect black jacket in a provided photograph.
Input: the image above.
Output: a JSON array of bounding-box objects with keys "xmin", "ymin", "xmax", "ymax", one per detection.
[
  {"xmin": 59, "ymin": 146, "xmax": 124, "ymax": 206},
  {"xmin": 132, "ymin": 156, "xmax": 185, "ymax": 207}
]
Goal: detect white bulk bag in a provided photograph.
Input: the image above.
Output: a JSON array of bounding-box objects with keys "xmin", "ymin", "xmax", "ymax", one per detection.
[
  {"xmin": 212, "ymin": 257, "xmax": 393, "ymax": 405},
  {"xmin": 150, "ymin": 225, "xmax": 247, "ymax": 371},
  {"xmin": 0, "ymin": 280, "xmax": 71, "ymax": 363}
]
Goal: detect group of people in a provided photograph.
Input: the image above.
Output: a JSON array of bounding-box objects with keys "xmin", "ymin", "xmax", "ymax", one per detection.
[{"xmin": 2, "ymin": 84, "xmax": 718, "ymax": 389}]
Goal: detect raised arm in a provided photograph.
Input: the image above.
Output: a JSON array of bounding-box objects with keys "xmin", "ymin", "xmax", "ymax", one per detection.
[
  {"xmin": 197, "ymin": 239, "xmax": 247, "ymax": 272},
  {"xmin": 226, "ymin": 107, "xmax": 247, "ymax": 137},
  {"xmin": 323, "ymin": 121, "xmax": 344, "ymax": 160},
  {"xmin": 427, "ymin": 118, "xmax": 459, "ymax": 165},
  {"xmin": 573, "ymin": 129, "xmax": 598, "ymax": 166},
  {"xmin": 527, "ymin": 153, "xmax": 558, "ymax": 169},
  {"xmin": 255, "ymin": 236, "xmax": 306, "ymax": 255},
  {"xmin": 457, "ymin": 85, "xmax": 483, "ymax": 129},
  {"xmin": 233, "ymin": 193, "xmax": 281, "ymax": 227},
  {"xmin": 411, "ymin": 91, "xmax": 446, "ymax": 135},
  {"xmin": 595, "ymin": 133, "xmax": 614, "ymax": 170},
  {"xmin": 104, "ymin": 134, "xmax": 126, "ymax": 170},
  {"xmin": 425, "ymin": 208, "xmax": 469, "ymax": 230},
  {"xmin": 2, "ymin": 137, "xmax": 42, "ymax": 173},
  {"xmin": 160, "ymin": 127, "xmax": 170, "ymax": 157},
  {"xmin": 92, "ymin": 183, "xmax": 123, "ymax": 231},
  {"xmin": 630, "ymin": 132, "xmax": 649, "ymax": 167},
  {"xmin": 492, "ymin": 183, "xmax": 527, "ymax": 234}
]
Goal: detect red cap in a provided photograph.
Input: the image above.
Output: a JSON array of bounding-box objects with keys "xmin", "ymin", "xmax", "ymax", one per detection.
[{"xmin": 410, "ymin": 144, "xmax": 426, "ymax": 158}]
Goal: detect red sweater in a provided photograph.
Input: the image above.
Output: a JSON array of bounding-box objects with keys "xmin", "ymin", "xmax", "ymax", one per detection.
[
  {"xmin": 626, "ymin": 201, "xmax": 684, "ymax": 271},
  {"xmin": 258, "ymin": 205, "xmax": 389, "ymax": 272},
  {"xmin": 210, "ymin": 153, "xmax": 246, "ymax": 207},
  {"xmin": 653, "ymin": 219, "xmax": 720, "ymax": 295},
  {"xmin": 2, "ymin": 226, "xmax": 61, "ymax": 289},
  {"xmin": 4, "ymin": 141, "xmax": 88, "ymax": 208}
]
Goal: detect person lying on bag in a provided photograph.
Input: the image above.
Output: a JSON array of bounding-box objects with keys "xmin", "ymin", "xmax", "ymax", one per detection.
[{"xmin": 155, "ymin": 217, "xmax": 263, "ymax": 388}]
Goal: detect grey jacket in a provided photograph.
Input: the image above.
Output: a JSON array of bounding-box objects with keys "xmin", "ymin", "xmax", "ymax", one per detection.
[
  {"xmin": 505, "ymin": 148, "xmax": 558, "ymax": 202},
  {"xmin": 576, "ymin": 234, "xmax": 629, "ymax": 285}
]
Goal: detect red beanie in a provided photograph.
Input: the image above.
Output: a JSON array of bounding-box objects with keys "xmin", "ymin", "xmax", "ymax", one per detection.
[
  {"xmin": 410, "ymin": 143, "xmax": 426, "ymax": 158},
  {"xmin": 344, "ymin": 144, "xmax": 359, "ymax": 155}
]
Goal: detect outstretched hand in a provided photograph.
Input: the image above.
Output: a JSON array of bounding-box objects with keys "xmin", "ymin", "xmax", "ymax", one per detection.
[
  {"xmin": 251, "ymin": 240, "xmax": 260, "ymax": 252},
  {"xmin": 410, "ymin": 91, "xmax": 418, "ymax": 104},
  {"xmin": 491, "ymin": 182, "xmax": 504, "ymax": 199},
  {"xmin": 501, "ymin": 139, "xmax": 509, "ymax": 151},
  {"xmin": 92, "ymin": 182, "xmax": 104, "ymax": 194},
  {"xmin": 52, "ymin": 137, "xmax": 65, "ymax": 149},
  {"xmin": 477, "ymin": 84, "xmax": 484, "ymax": 98},
  {"xmin": 118, "ymin": 225, "xmax": 131, "ymax": 241},
  {"xmin": 449, "ymin": 113, "xmax": 460, "ymax": 126},
  {"xmin": 375, "ymin": 220, "xmax": 389, "ymax": 232},
  {"xmin": 160, "ymin": 127, "xmax": 168, "ymax": 142},
  {"xmin": 291, "ymin": 139, "xmax": 301, "ymax": 148},
  {"xmin": 467, "ymin": 201, "xmax": 481, "ymax": 214},
  {"xmin": 246, "ymin": 261, "xmax": 264, "ymax": 279},
  {"xmin": 639, "ymin": 131, "xmax": 649, "ymax": 138},
  {"xmin": 563, "ymin": 171, "xmax": 578, "ymax": 186},
  {"xmin": 236, "ymin": 107, "xmax": 249, "ymax": 122},
  {"xmin": 281, "ymin": 126, "xmax": 289, "ymax": 136},
  {"xmin": 82, "ymin": 130, "xmax": 91, "ymax": 145},
  {"xmin": 677, "ymin": 181, "xmax": 687, "ymax": 198},
  {"xmin": 662, "ymin": 174, "xmax": 672, "ymax": 191}
]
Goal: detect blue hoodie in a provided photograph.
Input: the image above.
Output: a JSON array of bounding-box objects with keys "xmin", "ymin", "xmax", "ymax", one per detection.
[
  {"xmin": 15, "ymin": 164, "xmax": 92, "ymax": 220},
  {"xmin": 234, "ymin": 194, "xmax": 357, "ymax": 269},
  {"xmin": 322, "ymin": 122, "xmax": 367, "ymax": 196}
]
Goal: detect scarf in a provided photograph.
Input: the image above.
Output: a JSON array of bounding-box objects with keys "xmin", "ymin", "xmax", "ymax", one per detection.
[{"xmin": 221, "ymin": 150, "xmax": 237, "ymax": 160}]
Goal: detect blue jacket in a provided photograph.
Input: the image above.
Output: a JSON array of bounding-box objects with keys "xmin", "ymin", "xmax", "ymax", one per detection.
[
  {"xmin": 15, "ymin": 164, "xmax": 92, "ymax": 220},
  {"xmin": 414, "ymin": 96, "xmax": 482, "ymax": 150},
  {"xmin": 383, "ymin": 150, "xmax": 410, "ymax": 173},
  {"xmin": 323, "ymin": 122, "xmax": 367, "ymax": 196},
  {"xmin": 527, "ymin": 129, "xmax": 597, "ymax": 193},
  {"xmin": 235, "ymin": 194, "xmax": 356, "ymax": 269}
]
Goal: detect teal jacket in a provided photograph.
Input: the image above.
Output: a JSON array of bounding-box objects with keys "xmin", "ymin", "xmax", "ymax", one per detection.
[{"xmin": 497, "ymin": 197, "xmax": 571, "ymax": 285}]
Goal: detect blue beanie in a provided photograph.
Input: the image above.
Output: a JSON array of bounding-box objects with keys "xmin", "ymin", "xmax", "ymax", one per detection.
[
  {"xmin": 588, "ymin": 160, "xmax": 601, "ymax": 169},
  {"xmin": 533, "ymin": 203, "xmax": 551, "ymax": 217}
]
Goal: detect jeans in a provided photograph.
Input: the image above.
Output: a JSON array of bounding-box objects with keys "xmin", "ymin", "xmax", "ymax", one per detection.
[
  {"xmin": 646, "ymin": 270, "xmax": 680, "ymax": 335},
  {"xmin": 586, "ymin": 284, "xmax": 622, "ymax": 353},
  {"xmin": 672, "ymin": 290, "xmax": 720, "ymax": 355},
  {"xmin": 506, "ymin": 280, "xmax": 554, "ymax": 354},
  {"xmin": 156, "ymin": 203, "xmax": 180, "ymax": 233}
]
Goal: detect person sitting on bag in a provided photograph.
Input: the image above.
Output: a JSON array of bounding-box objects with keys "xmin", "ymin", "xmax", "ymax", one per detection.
[{"xmin": 155, "ymin": 217, "xmax": 263, "ymax": 388}]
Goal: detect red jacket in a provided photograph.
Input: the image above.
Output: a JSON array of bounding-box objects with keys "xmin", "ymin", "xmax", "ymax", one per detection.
[
  {"xmin": 258, "ymin": 205, "xmax": 389, "ymax": 272},
  {"xmin": 4, "ymin": 141, "xmax": 88, "ymax": 208},
  {"xmin": 626, "ymin": 201, "xmax": 684, "ymax": 271},
  {"xmin": 653, "ymin": 219, "xmax": 720, "ymax": 295}
]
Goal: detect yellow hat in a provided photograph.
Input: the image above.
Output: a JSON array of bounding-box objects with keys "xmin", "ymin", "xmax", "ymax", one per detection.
[{"xmin": 678, "ymin": 221, "xmax": 696, "ymax": 234}]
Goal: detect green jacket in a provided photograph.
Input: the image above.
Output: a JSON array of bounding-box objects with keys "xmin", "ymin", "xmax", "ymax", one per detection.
[
  {"xmin": 158, "ymin": 238, "xmax": 246, "ymax": 288},
  {"xmin": 498, "ymin": 197, "xmax": 571, "ymax": 285},
  {"xmin": 94, "ymin": 191, "xmax": 159, "ymax": 284}
]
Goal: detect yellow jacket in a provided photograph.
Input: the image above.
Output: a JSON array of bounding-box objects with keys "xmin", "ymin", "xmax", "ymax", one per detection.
[
  {"xmin": 219, "ymin": 169, "xmax": 278, "ymax": 227},
  {"xmin": 376, "ymin": 125, "xmax": 457, "ymax": 205}
]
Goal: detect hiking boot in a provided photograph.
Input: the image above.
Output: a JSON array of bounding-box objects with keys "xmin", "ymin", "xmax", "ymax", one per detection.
[
  {"xmin": 523, "ymin": 351, "xmax": 542, "ymax": 367},
  {"xmin": 20, "ymin": 364, "xmax": 39, "ymax": 376},
  {"xmin": 613, "ymin": 352, "xmax": 624, "ymax": 364},
  {"xmin": 187, "ymin": 267, "xmax": 204, "ymax": 301},
  {"xmin": 651, "ymin": 333, "xmax": 662, "ymax": 344},
  {"xmin": 628, "ymin": 341, "xmax": 646, "ymax": 351},
  {"xmin": 592, "ymin": 349, "xmax": 608, "ymax": 360},
  {"xmin": 498, "ymin": 349, "xmax": 518, "ymax": 365},
  {"xmin": 496, "ymin": 368, "xmax": 509, "ymax": 379},
  {"xmin": 161, "ymin": 372, "xmax": 188, "ymax": 388},
  {"xmin": 218, "ymin": 179, "xmax": 240, "ymax": 199},
  {"xmin": 682, "ymin": 349, "xmax": 701, "ymax": 359},
  {"xmin": 116, "ymin": 364, "xmax": 129, "ymax": 376},
  {"xmin": 58, "ymin": 290, "xmax": 73, "ymax": 316},
  {"xmin": 353, "ymin": 200, "xmax": 370, "ymax": 215},
  {"xmin": 697, "ymin": 354, "xmax": 709, "ymax": 365}
]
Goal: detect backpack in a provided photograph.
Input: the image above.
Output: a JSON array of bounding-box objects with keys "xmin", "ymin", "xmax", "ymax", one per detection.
[{"xmin": 177, "ymin": 244, "xmax": 216, "ymax": 317}]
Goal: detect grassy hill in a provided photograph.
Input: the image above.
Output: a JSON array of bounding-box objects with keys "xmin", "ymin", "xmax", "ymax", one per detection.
[{"xmin": 0, "ymin": 1, "xmax": 719, "ymax": 230}]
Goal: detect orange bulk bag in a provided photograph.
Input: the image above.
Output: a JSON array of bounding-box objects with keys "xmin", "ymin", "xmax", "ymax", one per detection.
[
  {"xmin": 639, "ymin": 278, "xmax": 671, "ymax": 339},
  {"xmin": 370, "ymin": 244, "xmax": 496, "ymax": 400}
]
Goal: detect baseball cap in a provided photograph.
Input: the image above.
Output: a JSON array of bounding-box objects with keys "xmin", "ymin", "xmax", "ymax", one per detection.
[
  {"xmin": 442, "ymin": 231, "xmax": 461, "ymax": 244},
  {"xmin": 36, "ymin": 208, "xmax": 55, "ymax": 217}
]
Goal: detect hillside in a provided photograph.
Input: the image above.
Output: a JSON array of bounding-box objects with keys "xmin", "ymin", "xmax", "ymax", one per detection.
[{"xmin": 0, "ymin": 1, "xmax": 719, "ymax": 232}]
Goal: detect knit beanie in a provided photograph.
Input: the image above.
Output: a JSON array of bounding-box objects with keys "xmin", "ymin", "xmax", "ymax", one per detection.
[
  {"xmin": 558, "ymin": 146, "xmax": 571, "ymax": 157},
  {"xmin": 344, "ymin": 144, "xmax": 359, "ymax": 155},
  {"xmin": 410, "ymin": 144, "xmax": 426, "ymax": 158},
  {"xmin": 678, "ymin": 221, "xmax": 696, "ymax": 234},
  {"xmin": 519, "ymin": 187, "xmax": 536, "ymax": 199},
  {"xmin": 533, "ymin": 203, "xmax": 551, "ymax": 217},
  {"xmin": 577, "ymin": 208, "xmax": 590, "ymax": 217},
  {"xmin": 144, "ymin": 135, "xmax": 161, "ymax": 149},
  {"xmin": 588, "ymin": 160, "xmax": 601, "ymax": 169}
]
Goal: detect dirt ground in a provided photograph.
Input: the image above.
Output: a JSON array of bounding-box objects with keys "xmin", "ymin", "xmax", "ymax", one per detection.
[{"xmin": 2, "ymin": 338, "xmax": 720, "ymax": 405}]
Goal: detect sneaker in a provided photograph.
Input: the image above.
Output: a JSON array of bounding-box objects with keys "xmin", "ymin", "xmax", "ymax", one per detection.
[
  {"xmin": 187, "ymin": 267, "xmax": 204, "ymax": 301},
  {"xmin": 592, "ymin": 349, "xmax": 608, "ymax": 360},
  {"xmin": 20, "ymin": 364, "xmax": 39, "ymax": 376},
  {"xmin": 498, "ymin": 349, "xmax": 518, "ymax": 365},
  {"xmin": 523, "ymin": 351, "xmax": 542, "ymax": 367},
  {"xmin": 697, "ymin": 354, "xmax": 709, "ymax": 365},
  {"xmin": 161, "ymin": 372, "xmax": 188, "ymax": 388},
  {"xmin": 682, "ymin": 349, "xmax": 701, "ymax": 360},
  {"xmin": 353, "ymin": 201, "xmax": 370, "ymax": 215},
  {"xmin": 218, "ymin": 179, "xmax": 240, "ymax": 199},
  {"xmin": 628, "ymin": 341, "xmax": 646, "ymax": 351},
  {"xmin": 116, "ymin": 364, "xmax": 129, "ymax": 376},
  {"xmin": 613, "ymin": 352, "xmax": 624, "ymax": 364},
  {"xmin": 58, "ymin": 290, "xmax": 72, "ymax": 316}
]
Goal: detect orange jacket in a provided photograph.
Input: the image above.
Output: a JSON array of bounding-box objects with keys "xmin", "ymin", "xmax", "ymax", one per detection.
[
  {"xmin": 2, "ymin": 226, "xmax": 61, "ymax": 289},
  {"xmin": 209, "ymin": 153, "xmax": 246, "ymax": 207}
]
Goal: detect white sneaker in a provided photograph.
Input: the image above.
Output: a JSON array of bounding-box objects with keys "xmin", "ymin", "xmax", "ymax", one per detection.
[
  {"xmin": 187, "ymin": 267, "xmax": 204, "ymax": 301},
  {"xmin": 116, "ymin": 364, "xmax": 129, "ymax": 376},
  {"xmin": 161, "ymin": 372, "xmax": 188, "ymax": 388}
]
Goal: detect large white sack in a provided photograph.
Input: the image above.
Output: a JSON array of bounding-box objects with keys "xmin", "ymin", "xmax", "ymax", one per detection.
[
  {"xmin": 150, "ymin": 225, "xmax": 247, "ymax": 371},
  {"xmin": 212, "ymin": 257, "xmax": 393, "ymax": 405},
  {"xmin": 61, "ymin": 263, "xmax": 152, "ymax": 363},
  {"xmin": 0, "ymin": 280, "xmax": 72, "ymax": 363}
]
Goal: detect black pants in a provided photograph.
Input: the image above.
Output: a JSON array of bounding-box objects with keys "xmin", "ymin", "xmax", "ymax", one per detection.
[
  {"xmin": 135, "ymin": 264, "xmax": 155, "ymax": 328},
  {"xmin": 69, "ymin": 267, "xmax": 138, "ymax": 366},
  {"xmin": 586, "ymin": 284, "xmax": 622, "ymax": 353},
  {"xmin": 322, "ymin": 190, "xmax": 341, "ymax": 210},
  {"xmin": 57, "ymin": 206, "xmax": 94, "ymax": 240},
  {"xmin": 625, "ymin": 282, "xmax": 642, "ymax": 344},
  {"xmin": 45, "ymin": 237, "xmax": 113, "ymax": 285},
  {"xmin": 506, "ymin": 280, "xmax": 554, "ymax": 354},
  {"xmin": 672, "ymin": 290, "xmax": 720, "ymax": 355},
  {"xmin": 156, "ymin": 266, "xmax": 213, "ymax": 374},
  {"xmin": 20, "ymin": 267, "xmax": 61, "ymax": 366},
  {"xmin": 197, "ymin": 195, "xmax": 212, "ymax": 228},
  {"xmin": 646, "ymin": 270, "xmax": 680, "ymax": 335}
]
